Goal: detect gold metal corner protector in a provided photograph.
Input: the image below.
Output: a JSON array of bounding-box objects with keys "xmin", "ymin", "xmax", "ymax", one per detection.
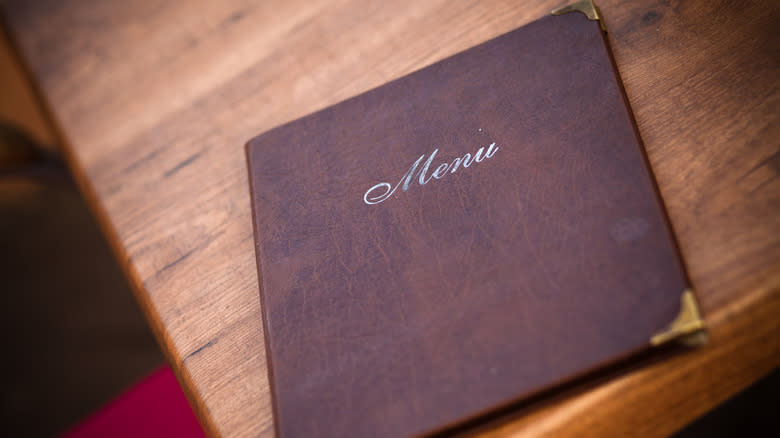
[
  {"xmin": 551, "ymin": 0, "xmax": 607, "ymax": 32},
  {"xmin": 651, "ymin": 290, "xmax": 707, "ymax": 347}
]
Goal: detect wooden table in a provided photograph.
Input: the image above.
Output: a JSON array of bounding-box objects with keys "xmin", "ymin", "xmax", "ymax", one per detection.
[{"xmin": 2, "ymin": 0, "xmax": 778, "ymax": 436}]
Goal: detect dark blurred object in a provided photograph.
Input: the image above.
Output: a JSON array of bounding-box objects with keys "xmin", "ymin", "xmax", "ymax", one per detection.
[
  {"xmin": 0, "ymin": 121, "xmax": 73, "ymax": 185},
  {"xmin": 674, "ymin": 368, "xmax": 780, "ymax": 438},
  {"xmin": 0, "ymin": 161, "xmax": 165, "ymax": 436}
]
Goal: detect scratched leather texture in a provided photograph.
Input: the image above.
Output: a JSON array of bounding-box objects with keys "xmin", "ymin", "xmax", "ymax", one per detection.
[{"xmin": 246, "ymin": 12, "xmax": 688, "ymax": 438}]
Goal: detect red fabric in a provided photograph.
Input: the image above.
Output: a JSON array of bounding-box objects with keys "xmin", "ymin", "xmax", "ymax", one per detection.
[{"xmin": 61, "ymin": 365, "xmax": 206, "ymax": 438}]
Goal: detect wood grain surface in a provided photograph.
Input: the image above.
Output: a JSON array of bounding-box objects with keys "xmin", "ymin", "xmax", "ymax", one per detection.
[{"xmin": 2, "ymin": 0, "xmax": 778, "ymax": 437}]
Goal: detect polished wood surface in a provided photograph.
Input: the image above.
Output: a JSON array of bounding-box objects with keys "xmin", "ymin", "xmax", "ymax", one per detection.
[{"xmin": 2, "ymin": 0, "xmax": 778, "ymax": 436}]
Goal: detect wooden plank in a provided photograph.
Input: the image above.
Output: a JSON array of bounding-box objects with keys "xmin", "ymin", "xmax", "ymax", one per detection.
[{"xmin": 2, "ymin": 0, "xmax": 777, "ymax": 436}]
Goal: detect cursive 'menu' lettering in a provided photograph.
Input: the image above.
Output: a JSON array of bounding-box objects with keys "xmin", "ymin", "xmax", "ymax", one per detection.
[{"xmin": 363, "ymin": 142, "xmax": 498, "ymax": 205}]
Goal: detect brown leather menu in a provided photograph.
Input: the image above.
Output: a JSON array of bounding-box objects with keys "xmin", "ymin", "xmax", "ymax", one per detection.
[{"xmin": 246, "ymin": 3, "xmax": 704, "ymax": 437}]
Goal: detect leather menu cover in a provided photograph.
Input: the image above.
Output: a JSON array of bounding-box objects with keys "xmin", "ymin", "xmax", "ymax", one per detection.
[{"xmin": 246, "ymin": 7, "xmax": 698, "ymax": 438}]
